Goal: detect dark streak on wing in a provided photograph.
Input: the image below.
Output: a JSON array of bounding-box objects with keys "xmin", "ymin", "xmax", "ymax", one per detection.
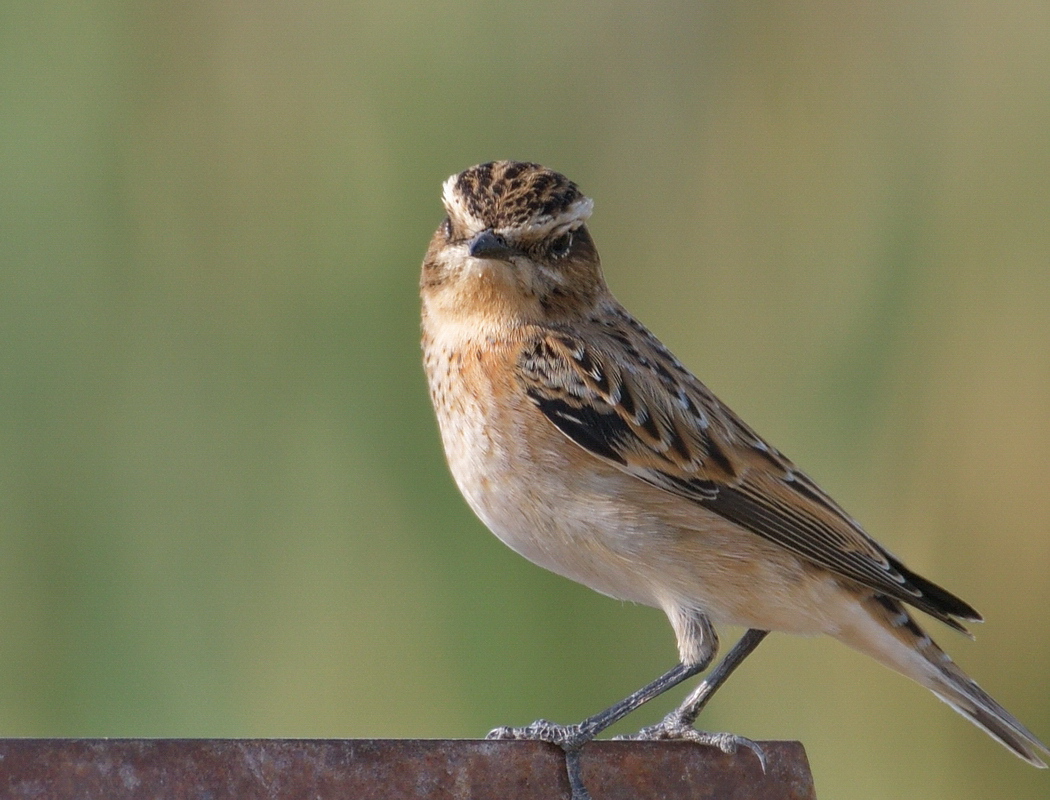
[
  {"xmin": 519, "ymin": 327, "xmax": 981, "ymax": 631},
  {"xmin": 666, "ymin": 425, "xmax": 693, "ymax": 463},
  {"xmin": 674, "ymin": 474, "xmax": 978, "ymax": 630},
  {"xmin": 638, "ymin": 410, "xmax": 662, "ymax": 441},
  {"xmin": 886, "ymin": 553, "xmax": 982, "ymax": 624},
  {"xmin": 529, "ymin": 392, "xmax": 628, "ymax": 466},
  {"xmin": 703, "ymin": 435, "xmax": 737, "ymax": 479},
  {"xmin": 654, "ymin": 471, "xmax": 720, "ymax": 502},
  {"xmin": 700, "ymin": 484, "xmax": 908, "ymax": 590}
]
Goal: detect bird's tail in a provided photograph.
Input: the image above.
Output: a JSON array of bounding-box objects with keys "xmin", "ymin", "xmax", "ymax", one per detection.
[{"xmin": 847, "ymin": 594, "xmax": 1049, "ymax": 767}]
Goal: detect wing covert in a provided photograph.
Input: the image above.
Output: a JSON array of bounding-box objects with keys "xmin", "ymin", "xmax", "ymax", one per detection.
[{"xmin": 516, "ymin": 320, "xmax": 980, "ymax": 630}]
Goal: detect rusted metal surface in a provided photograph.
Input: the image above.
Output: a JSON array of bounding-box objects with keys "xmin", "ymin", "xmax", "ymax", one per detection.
[{"xmin": 0, "ymin": 738, "xmax": 816, "ymax": 799}]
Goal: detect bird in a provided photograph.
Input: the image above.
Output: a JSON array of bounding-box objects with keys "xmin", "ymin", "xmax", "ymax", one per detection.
[{"xmin": 419, "ymin": 160, "xmax": 1049, "ymax": 797}]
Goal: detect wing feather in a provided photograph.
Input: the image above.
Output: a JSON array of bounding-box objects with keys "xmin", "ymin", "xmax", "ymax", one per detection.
[{"xmin": 516, "ymin": 312, "xmax": 980, "ymax": 630}]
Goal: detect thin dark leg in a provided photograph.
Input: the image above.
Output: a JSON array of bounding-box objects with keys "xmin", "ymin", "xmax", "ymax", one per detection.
[
  {"xmin": 487, "ymin": 659, "xmax": 705, "ymax": 747},
  {"xmin": 614, "ymin": 629, "xmax": 770, "ymax": 770},
  {"xmin": 488, "ymin": 630, "xmax": 770, "ymax": 799},
  {"xmin": 677, "ymin": 629, "xmax": 770, "ymax": 725},
  {"xmin": 564, "ymin": 748, "xmax": 591, "ymax": 800},
  {"xmin": 577, "ymin": 660, "xmax": 707, "ymax": 738},
  {"xmin": 487, "ymin": 660, "xmax": 707, "ymax": 800}
]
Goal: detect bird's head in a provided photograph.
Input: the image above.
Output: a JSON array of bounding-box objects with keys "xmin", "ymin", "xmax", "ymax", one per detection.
[{"xmin": 421, "ymin": 161, "xmax": 608, "ymax": 328}]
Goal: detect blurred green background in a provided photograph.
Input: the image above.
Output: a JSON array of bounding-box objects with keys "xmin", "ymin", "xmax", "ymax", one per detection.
[{"xmin": 2, "ymin": 2, "xmax": 1049, "ymax": 797}]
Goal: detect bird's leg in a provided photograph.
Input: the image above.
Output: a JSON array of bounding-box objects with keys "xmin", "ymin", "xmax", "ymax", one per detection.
[
  {"xmin": 486, "ymin": 661, "xmax": 698, "ymax": 743},
  {"xmin": 487, "ymin": 660, "xmax": 706, "ymax": 800},
  {"xmin": 615, "ymin": 628, "xmax": 770, "ymax": 769},
  {"xmin": 677, "ymin": 629, "xmax": 770, "ymax": 726}
]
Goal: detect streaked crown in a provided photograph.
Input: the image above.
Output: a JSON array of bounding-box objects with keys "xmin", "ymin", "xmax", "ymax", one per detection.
[{"xmin": 443, "ymin": 161, "xmax": 594, "ymax": 237}]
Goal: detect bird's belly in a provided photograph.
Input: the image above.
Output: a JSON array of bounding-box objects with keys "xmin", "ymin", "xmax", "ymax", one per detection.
[
  {"xmin": 431, "ymin": 373, "xmax": 841, "ymax": 635},
  {"xmin": 437, "ymin": 402, "xmax": 664, "ymax": 606}
]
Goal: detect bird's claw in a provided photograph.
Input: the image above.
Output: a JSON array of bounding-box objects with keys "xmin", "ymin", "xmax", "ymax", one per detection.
[
  {"xmin": 487, "ymin": 720, "xmax": 594, "ymax": 800},
  {"xmin": 613, "ymin": 713, "xmax": 767, "ymax": 772},
  {"xmin": 486, "ymin": 719, "xmax": 589, "ymax": 751}
]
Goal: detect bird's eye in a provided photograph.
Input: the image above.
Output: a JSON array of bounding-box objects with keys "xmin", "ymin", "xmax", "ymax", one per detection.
[{"xmin": 549, "ymin": 232, "xmax": 573, "ymax": 258}]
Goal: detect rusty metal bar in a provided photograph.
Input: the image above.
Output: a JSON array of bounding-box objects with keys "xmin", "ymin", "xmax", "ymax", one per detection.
[{"xmin": 0, "ymin": 738, "xmax": 815, "ymax": 799}]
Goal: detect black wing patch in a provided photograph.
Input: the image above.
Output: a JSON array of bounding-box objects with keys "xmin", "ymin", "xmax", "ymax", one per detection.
[{"xmin": 529, "ymin": 392, "xmax": 628, "ymax": 466}]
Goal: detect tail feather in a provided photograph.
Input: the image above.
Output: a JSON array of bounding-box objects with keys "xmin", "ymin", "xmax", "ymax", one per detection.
[
  {"xmin": 851, "ymin": 594, "xmax": 1049, "ymax": 767},
  {"xmin": 930, "ymin": 656, "xmax": 1049, "ymax": 768}
]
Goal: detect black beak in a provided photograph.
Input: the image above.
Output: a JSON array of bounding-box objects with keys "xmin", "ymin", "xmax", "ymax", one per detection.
[{"xmin": 468, "ymin": 229, "xmax": 516, "ymax": 261}]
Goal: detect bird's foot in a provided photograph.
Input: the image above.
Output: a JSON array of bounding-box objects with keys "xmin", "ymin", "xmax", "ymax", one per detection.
[
  {"xmin": 613, "ymin": 712, "xmax": 767, "ymax": 772},
  {"xmin": 486, "ymin": 718, "xmax": 591, "ymax": 751},
  {"xmin": 487, "ymin": 720, "xmax": 594, "ymax": 799}
]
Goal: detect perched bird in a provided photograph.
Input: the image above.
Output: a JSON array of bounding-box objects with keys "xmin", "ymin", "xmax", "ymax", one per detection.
[{"xmin": 420, "ymin": 160, "xmax": 1048, "ymax": 796}]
